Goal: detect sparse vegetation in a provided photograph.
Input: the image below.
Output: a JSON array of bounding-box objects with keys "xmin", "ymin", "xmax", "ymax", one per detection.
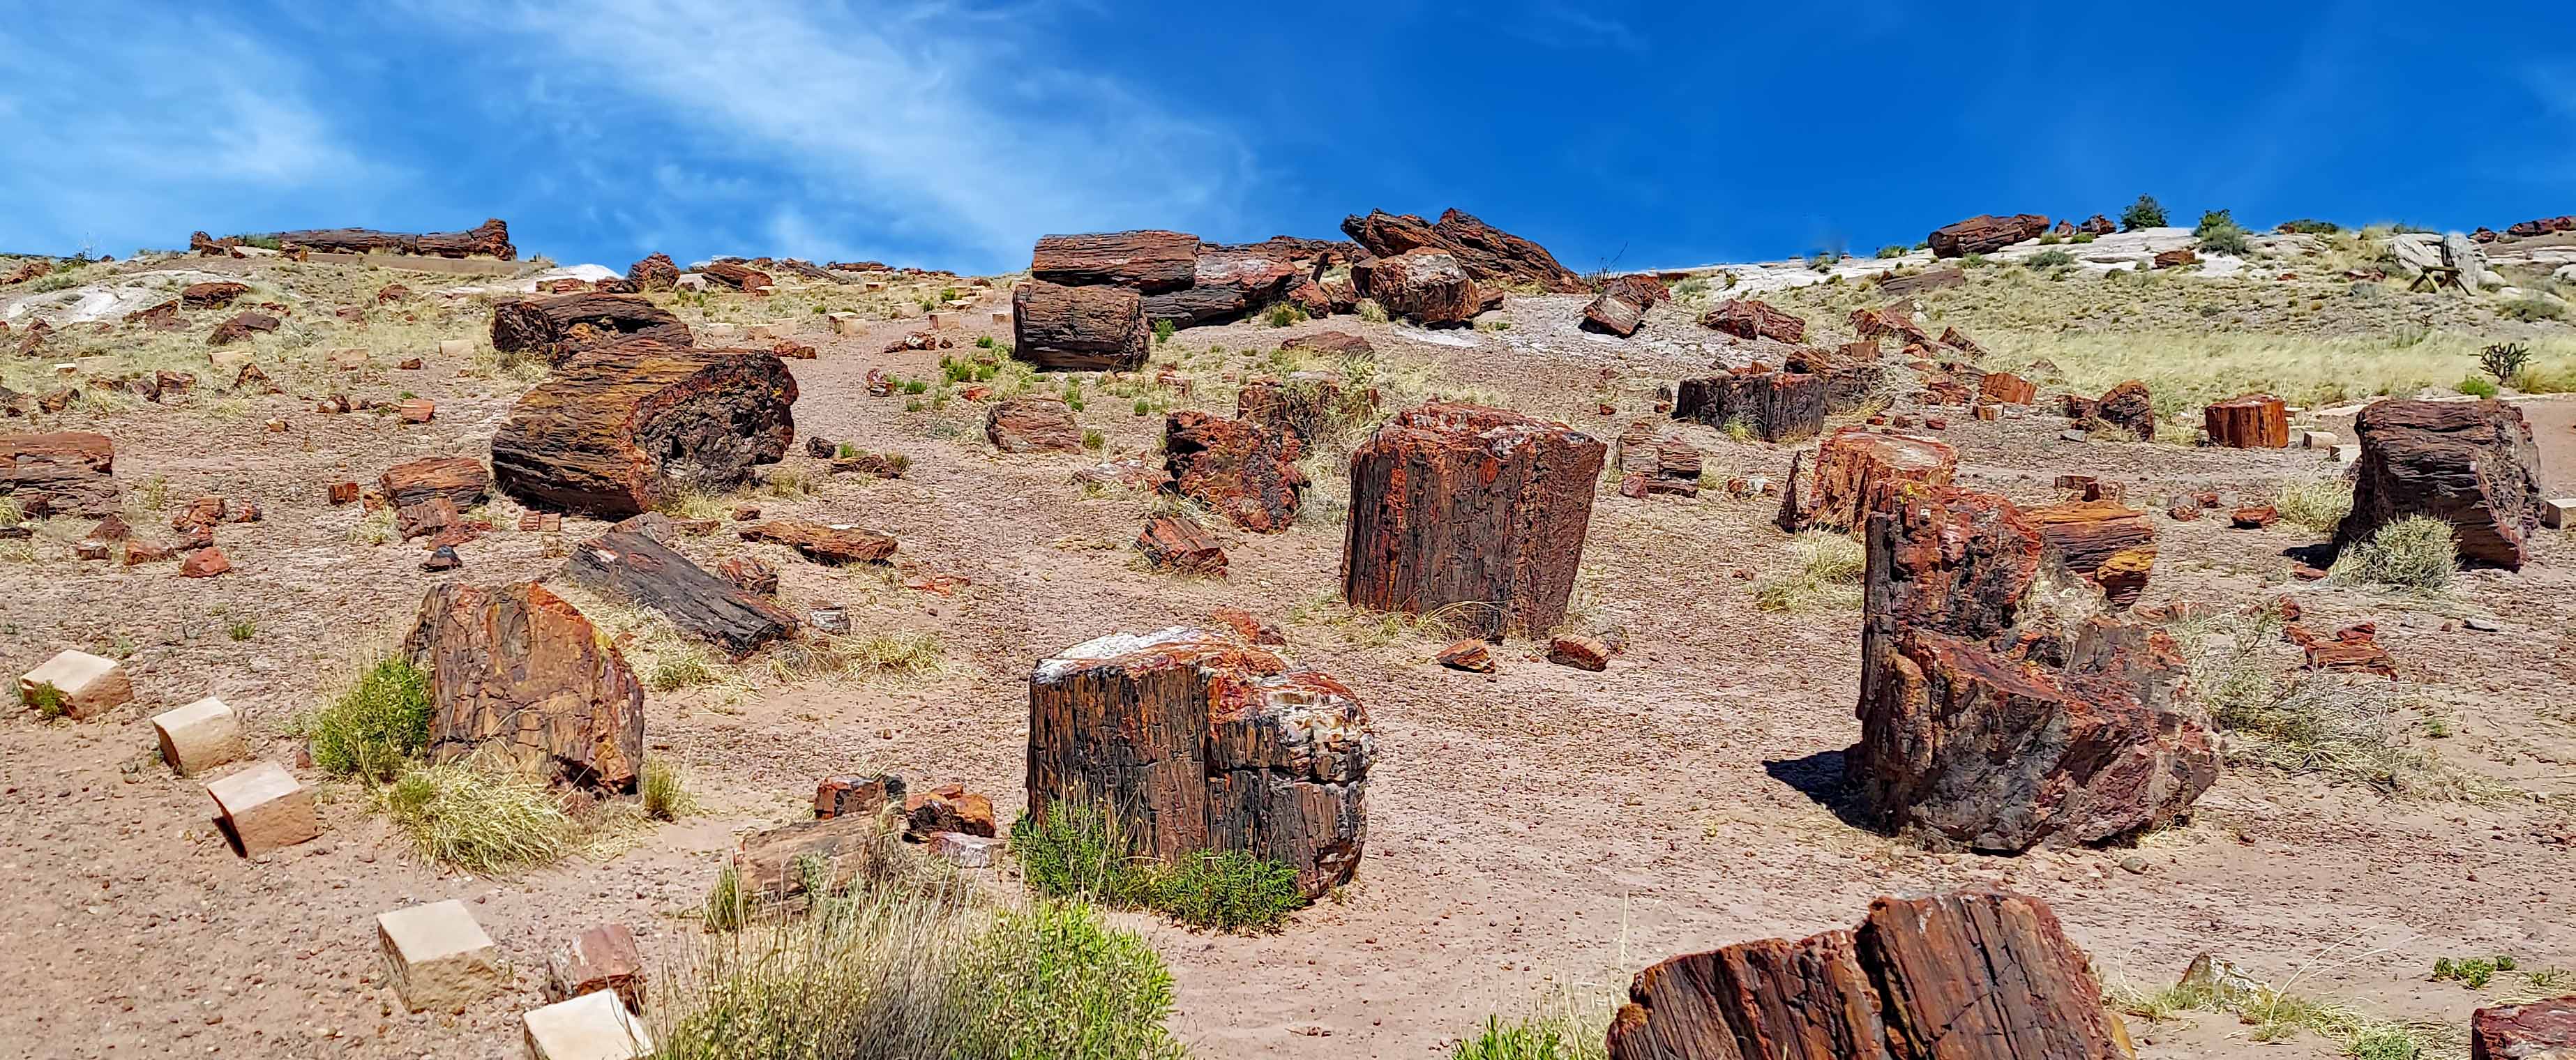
[
  {"xmin": 2481, "ymin": 341, "xmax": 2533, "ymax": 384},
  {"xmin": 642, "ymin": 756, "xmax": 696, "ymax": 820},
  {"xmin": 2121, "ymin": 194, "xmax": 2168, "ymax": 231},
  {"xmin": 2458, "ymin": 374, "xmax": 2499, "ymax": 397},
  {"xmin": 1874, "ymin": 245, "xmax": 1907, "ymax": 259},
  {"xmin": 301, "ymin": 658, "xmax": 432, "ymax": 780},
  {"xmin": 2194, "ymin": 209, "xmax": 2252, "ymax": 256},
  {"xmin": 1013, "ymin": 801, "xmax": 1308, "ymax": 932},
  {"xmin": 2331, "ymin": 515, "xmax": 2456, "ymax": 593},
  {"xmin": 2026, "ymin": 248, "xmax": 2076, "ymax": 269},
  {"xmin": 226, "ymin": 619, "xmax": 257, "ymax": 641},
  {"xmin": 2273, "ymin": 476, "xmax": 2353, "ymax": 533},
  {"xmin": 2109, "ymin": 966, "xmax": 2441, "ymax": 1059},
  {"xmin": 1357, "ymin": 298, "xmax": 1389, "ymax": 324},
  {"xmin": 2173, "ymin": 604, "xmax": 2471, "ymax": 795},
  {"xmin": 1265, "ymin": 303, "xmax": 1306, "ymax": 328},
  {"xmin": 2501, "ymin": 294, "xmax": 2566, "ymax": 322},
  {"xmin": 1450, "ymin": 1013, "xmax": 1606, "ymax": 1060},
  {"xmin": 2277, "ymin": 218, "xmax": 2342, "ymax": 234},
  {"xmin": 378, "ymin": 755, "xmax": 576, "ymax": 873},
  {"xmin": 1752, "ymin": 532, "xmax": 1865, "ymax": 612}
]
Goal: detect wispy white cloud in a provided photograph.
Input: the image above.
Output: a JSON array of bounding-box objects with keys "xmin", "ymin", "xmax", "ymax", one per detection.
[
  {"xmin": 1502, "ymin": 1, "xmax": 1643, "ymax": 52},
  {"xmin": 420, "ymin": 0, "xmax": 1258, "ymax": 272},
  {"xmin": 0, "ymin": 12, "xmax": 394, "ymax": 255}
]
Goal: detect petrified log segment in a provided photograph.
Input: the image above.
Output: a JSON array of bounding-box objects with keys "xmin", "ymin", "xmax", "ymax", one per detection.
[
  {"xmin": 0, "ymin": 431, "xmax": 119, "ymax": 517},
  {"xmin": 1141, "ymin": 252, "xmax": 1299, "ymax": 328},
  {"xmin": 2026, "ymin": 500, "xmax": 2157, "ymax": 607},
  {"xmin": 2471, "ymin": 995, "xmax": 2576, "ymax": 1060},
  {"xmin": 1608, "ymin": 890, "xmax": 2133, "ymax": 1060},
  {"xmin": 1615, "ymin": 421, "xmax": 1702, "ymax": 498},
  {"xmin": 985, "ymin": 396, "xmax": 1084, "ymax": 453},
  {"xmin": 1699, "ymin": 298, "xmax": 1806, "ymax": 342},
  {"xmin": 1778, "ymin": 427, "xmax": 1957, "ymax": 534},
  {"xmin": 1164, "ymin": 411, "xmax": 1306, "ymax": 533},
  {"xmin": 1136, "ymin": 515, "xmax": 1228, "ymax": 576},
  {"xmin": 2201, "ymin": 394, "xmax": 2288, "ymax": 448},
  {"xmin": 1012, "ymin": 280, "xmax": 1150, "ymax": 370},
  {"xmin": 1341, "ymin": 209, "xmax": 1585, "ymax": 293},
  {"xmin": 1237, "ymin": 372, "xmax": 1374, "ymax": 444},
  {"xmin": 181, "ymin": 282, "xmax": 248, "ymax": 310},
  {"xmin": 403, "ymin": 581, "xmax": 644, "ymax": 792},
  {"xmin": 1026, "ymin": 628, "xmax": 1373, "ymax": 898},
  {"xmin": 1673, "ymin": 372, "xmax": 1827, "ymax": 441},
  {"xmin": 1581, "ymin": 275, "xmax": 1670, "ymax": 337},
  {"xmin": 1979, "ymin": 372, "xmax": 2037, "ymax": 404},
  {"xmin": 491, "ymin": 293, "xmax": 693, "ymax": 367},
  {"xmin": 734, "ymin": 812, "xmax": 891, "ymax": 900},
  {"xmin": 566, "ymin": 527, "xmax": 797, "ymax": 657},
  {"xmin": 1030, "ymin": 230, "xmax": 1200, "ymax": 292},
  {"xmin": 1784, "ymin": 341, "xmax": 1887, "ymax": 414},
  {"xmin": 2333, "ymin": 398, "xmax": 2545, "ymax": 569},
  {"xmin": 700, "ymin": 262, "xmax": 774, "ymax": 294},
  {"xmin": 626, "ymin": 252, "xmax": 679, "ymax": 291},
  {"xmin": 1352, "ymin": 250, "xmax": 1482, "ymax": 326},
  {"xmin": 246, "ymin": 218, "xmax": 515, "ymax": 259},
  {"xmin": 1927, "ymin": 213, "xmax": 2050, "ymax": 257},
  {"xmin": 2095, "ymin": 379, "xmax": 2155, "ymax": 440},
  {"xmin": 739, "ymin": 520, "xmax": 897, "ymax": 564},
  {"xmin": 1343, "ymin": 403, "xmax": 1605, "ymax": 638},
  {"xmin": 379, "ymin": 456, "xmax": 490, "ymax": 510},
  {"xmin": 1851, "ymin": 485, "xmax": 2215, "ymax": 851},
  {"xmin": 492, "ymin": 344, "xmax": 797, "ymax": 517}
]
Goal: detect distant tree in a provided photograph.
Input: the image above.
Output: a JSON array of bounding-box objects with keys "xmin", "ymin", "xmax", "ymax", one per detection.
[
  {"xmin": 2194, "ymin": 209, "xmax": 2250, "ymax": 256},
  {"xmin": 2121, "ymin": 195, "xmax": 2168, "ymax": 232}
]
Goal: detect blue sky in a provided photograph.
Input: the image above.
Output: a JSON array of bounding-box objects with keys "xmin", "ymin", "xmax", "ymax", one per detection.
[{"xmin": 3, "ymin": 1, "xmax": 2570, "ymax": 274}]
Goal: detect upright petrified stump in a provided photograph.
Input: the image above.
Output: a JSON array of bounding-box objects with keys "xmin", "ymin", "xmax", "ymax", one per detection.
[
  {"xmin": 1030, "ymin": 230, "xmax": 1200, "ymax": 292},
  {"xmin": 1608, "ymin": 890, "xmax": 2134, "ymax": 1060},
  {"xmin": 1673, "ymin": 371, "xmax": 1826, "ymax": 441},
  {"xmin": 1343, "ymin": 402, "xmax": 1606, "ymax": 638},
  {"xmin": 566, "ymin": 526, "xmax": 797, "ymax": 657},
  {"xmin": 2334, "ymin": 398, "xmax": 2545, "ymax": 569},
  {"xmin": 1164, "ymin": 411, "xmax": 1306, "ymax": 532},
  {"xmin": 1012, "ymin": 280, "xmax": 1150, "ymax": 370},
  {"xmin": 2202, "ymin": 394, "xmax": 2289, "ymax": 448},
  {"xmin": 2025, "ymin": 499, "xmax": 2157, "ymax": 607},
  {"xmin": 2094, "ymin": 379, "xmax": 2155, "ymax": 440},
  {"xmin": 1, "ymin": 430, "xmax": 119, "ymax": 517},
  {"xmin": 492, "ymin": 343, "xmax": 797, "ymax": 517},
  {"xmin": 405, "ymin": 581, "xmax": 645, "ymax": 792},
  {"xmin": 1778, "ymin": 427, "xmax": 1957, "ymax": 535},
  {"xmin": 1851, "ymin": 484, "xmax": 2215, "ymax": 851},
  {"xmin": 1027, "ymin": 628, "xmax": 1373, "ymax": 898},
  {"xmin": 490, "ymin": 293, "xmax": 693, "ymax": 366}
]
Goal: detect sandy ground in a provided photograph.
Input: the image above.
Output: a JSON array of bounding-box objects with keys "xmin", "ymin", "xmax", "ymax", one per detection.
[{"xmin": 1, "ymin": 273, "xmax": 2570, "ymax": 1059}]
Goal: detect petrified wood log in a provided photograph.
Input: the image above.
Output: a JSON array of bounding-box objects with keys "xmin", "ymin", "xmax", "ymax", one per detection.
[
  {"xmin": 1141, "ymin": 252, "xmax": 1300, "ymax": 328},
  {"xmin": 1026, "ymin": 627, "xmax": 1373, "ymax": 897},
  {"xmin": 492, "ymin": 343, "xmax": 797, "ymax": 517},
  {"xmin": 1927, "ymin": 213, "xmax": 2050, "ymax": 257},
  {"xmin": 0, "ymin": 431, "xmax": 119, "ymax": 517},
  {"xmin": 1849, "ymin": 303, "xmax": 1931, "ymax": 344},
  {"xmin": 404, "ymin": 581, "xmax": 643, "ymax": 791},
  {"xmin": 1340, "ymin": 209, "xmax": 1585, "ymax": 293},
  {"xmin": 627, "ymin": 252, "xmax": 679, "ymax": 291},
  {"xmin": 2470, "ymin": 994, "xmax": 2576, "ymax": 1060},
  {"xmin": 700, "ymin": 261, "xmax": 774, "ymax": 294},
  {"xmin": 1980, "ymin": 371, "xmax": 2038, "ymax": 404},
  {"xmin": 1784, "ymin": 341, "xmax": 1887, "ymax": 414},
  {"xmin": 566, "ymin": 526, "xmax": 797, "ymax": 657},
  {"xmin": 378, "ymin": 456, "xmax": 490, "ymax": 510},
  {"xmin": 1580, "ymin": 274, "xmax": 1669, "ymax": 338},
  {"xmin": 491, "ymin": 293, "xmax": 693, "ymax": 367},
  {"xmin": 1608, "ymin": 890, "xmax": 2134, "ymax": 1060},
  {"xmin": 1030, "ymin": 230, "xmax": 1200, "ymax": 292},
  {"xmin": 1698, "ymin": 298, "xmax": 1806, "ymax": 342},
  {"xmin": 1851, "ymin": 485, "xmax": 2215, "ymax": 851},
  {"xmin": 1136, "ymin": 515, "xmax": 1227, "ymax": 576},
  {"xmin": 734, "ymin": 812, "xmax": 892, "ymax": 900},
  {"xmin": 985, "ymin": 396, "xmax": 1085, "ymax": 453},
  {"xmin": 207, "ymin": 312, "xmax": 278, "ymax": 345},
  {"xmin": 2095, "ymin": 379, "xmax": 2155, "ymax": 440},
  {"xmin": 738, "ymin": 520, "xmax": 897, "ymax": 564},
  {"xmin": 2201, "ymin": 394, "xmax": 2288, "ymax": 448},
  {"xmin": 1673, "ymin": 371, "xmax": 1827, "ymax": 441},
  {"xmin": 1777, "ymin": 427, "xmax": 1956, "ymax": 534},
  {"xmin": 181, "ymin": 281, "xmax": 248, "ymax": 310},
  {"xmin": 1352, "ymin": 250, "xmax": 1482, "ymax": 326},
  {"xmin": 1012, "ymin": 280, "xmax": 1150, "ymax": 370},
  {"xmin": 2333, "ymin": 398, "xmax": 2545, "ymax": 569},
  {"xmin": 1343, "ymin": 402, "xmax": 1605, "ymax": 637},
  {"xmin": 1164, "ymin": 411, "xmax": 1305, "ymax": 532},
  {"xmin": 1200, "ymin": 235, "xmax": 1366, "ymax": 269},
  {"xmin": 2026, "ymin": 500, "xmax": 2157, "ymax": 607},
  {"xmin": 253, "ymin": 218, "xmax": 514, "ymax": 259},
  {"xmin": 1876, "ymin": 266, "xmax": 1965, "ymax": 298},
  {"xmin": 1237, "ymin": 371, "xmax": 1374, "ymax": 444},
  {"xmin": 1615, "ymin": 421, "xmax": 1701, "ymax": 498}
]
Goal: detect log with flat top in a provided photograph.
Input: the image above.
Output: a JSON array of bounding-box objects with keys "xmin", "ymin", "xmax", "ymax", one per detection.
[
  {"xmin": 491, "ymin": 293, "xmax": 693, "ymax": 366},
  {"xmin": 1011, "ymin": 280, "xmax": 1150, "ymax": 370},
  {"xmin": 492, "ymin": 342, "xmax": 797, "ymax": 517}
]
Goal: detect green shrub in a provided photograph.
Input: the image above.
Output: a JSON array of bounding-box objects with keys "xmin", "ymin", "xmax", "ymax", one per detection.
[
  {"xmin": 378, "ymin": 756, "xmax": 575, "ymax": 872},
  {"xmin": 2332, "ymin": 515, "xmax": 2456, "ymax": 592},
  {"xmin": 1013, "ymin": 802, "xmax": 1306, "ymax": 932},
  {"xmin": 2026, "ymin": 248, "xmax": 2076, "ymax": 269},
  {"xmin": 27, "ymin": 683, "xmax": 66, "ymax": 718},
  {"xmin": 2072, "ymin": 232, "xmax": 2097, "ymax": 243},
  {"xmin": 1960, "ymin": 253, "xmax": 1989, "ymax": 269},
  {"xmin": 2194, "ymin": 210, "xmax": 2251, "ymax": 256},
  {"xmin": 2277, "ymin": 218, "xmax": 2341, "ymax": 234},
  {"xmin": 303, "ymin": 658, "xmax": 432, "ymax": 780},
  {"xmin": 2038, "ymin": 232, "xmax": 2063, "ymax": 245},
  {"xmin": 1145, "ymin": 849, "xmax": 1302, "ymax": 932},
  {"xmin": 227, "ymin": 619, "xmax": 256, "ymax": 641},
  {"xmin": 950, "ymin": 901, "xmax": 1188, "ymax": 1060},
  {"xmin": 1082, "ymin": 428, "xmax": 1105, "ymax": 451},
  {"xmin": 1357, "ymin": 298, "xmax": 1389, "ymax": 324},
  {"xmin": 2458, "ymin": 374, "xmax": 2499, "ymax": 398},
  {"xmin": 2121, "ymin": 194, "xmax": 2168, "ymax": 231},
  {"xmin": 2502, "ymin": 295, "xmax": 2567, "ymax": 322},
  {"xmin": 643, "ymin": 757, "xmax": 696, "ymax": 820},
  {"xmin": 1807, "ymin": 252, "xmax": 1837, "ymax": 271},
  {"xmin": 1014, "ymin": 802, "xmax": 1154, "ymax": 906},
  {"xmin": 901, "ymin": 379, "xmax": 928, "ymax": 395},
  {"xmin": 1452, "ymin": 1014, "xmax": 1602, "ymax": 1060},
  {"xmin": 1265, "ymin": 303, "xmax": 1306, "ymax": 328},
  {"xmin": 1151, "ymin": 319, "xmax": 1176, "ymax": 344},
  {"xmin": 1874, "ymin": 245, "xmax": 1907, "ymax": 259}
]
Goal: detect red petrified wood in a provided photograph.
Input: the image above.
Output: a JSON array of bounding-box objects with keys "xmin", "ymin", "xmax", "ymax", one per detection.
[
  {"xmin": 2202, "ymin": 394, "xmax": 2289, "ymax": 448},
  {"xmin": 2333, "ymin": 398, "xmax": 2545, "ymax": 569},
  {"xmin": 1343, "ymin": 403, "xmax": 1606, "ymax": 638},
  {"xmin": 1, "ymin": 430, "xmax": 120, "ymax": 517},
  {"xmin": 1851, "ymin": 484, "xmax": 2215, "ymax": 851},
  {"xmin": 1027, "ymin": 628, "xmax": 1373, "ymax": 898},
  {"xmin": 2470, "ymin": 995, "xmax": 2576, "ymax": 1060},
  {"xmin": 491, "ymin": 342, "xmax": 797, "ymax": 517},
  {"xmin": 404, "ymin": 581, "xmax": 645, "ymax": 792},
  {"xmin": 1674, "ymin": 371, "xmax": 1826, "ymax": 441},
  {"xmin": 2024, "ymin": 500, "xmax": 2158, "ymax": 607},
  {"xmin": 490, "ymin": 293, "xmax": 693, "ymax": 366},
  {"xmin": 1030, "ymin": 230, "xmax": 1200, "ymax": 292},
  {"xmin": 1163, "ymin": 411, "xmax": 1306, "ymax": 532},
  {"xmin": 1608, "ymin": 890, "xmax": 2136, "ymax": 1060},
  {"xmin": 1011, "ymin": 280, "xmax": 1150, "ymax": 371},
  {"xmin": 1778, "ymin": 427, "xmax": 1957, "ymax": 535},
  {"xmin": 1698, "ymin": 298, "xmax": 1806, "ymax": 343}
]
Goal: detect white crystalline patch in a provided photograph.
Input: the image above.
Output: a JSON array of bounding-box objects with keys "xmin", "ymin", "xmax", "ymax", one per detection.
[
  {"xmin": 1033, "ymin": 627, "xmax": 1203, "ymax": 683},
  {"xmin": 435, "ymin": 263, "xmax": 619, "ymax": 297},
  {"xmin": 1413, "ymin": 330, "xmax": 1480, "ymax": 348}
]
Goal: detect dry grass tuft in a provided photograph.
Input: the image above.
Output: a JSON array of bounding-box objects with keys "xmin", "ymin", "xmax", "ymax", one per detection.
[
  {"xmin": 2330, "ymin": 516, "xmax": 2456, "ymax": 593},
  {"xmin": 376, "ymin": 754, "xmax": 577, "ymax": 874},
  {"xmin": 2275, "ymin": 476, "xmax": 2355, "ymax": 534},
  {"xmin": 1752, "ymin": 532, "xmax": 1865, "ymax": 612}
]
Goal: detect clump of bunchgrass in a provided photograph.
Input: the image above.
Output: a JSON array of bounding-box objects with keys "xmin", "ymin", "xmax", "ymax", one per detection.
[
  {"xmin": 300, "ymin": 657, "xmax": 432, "ymax": 780},
  {"xmin": 2273, "ymin": 476, "xmax": 2353, "ymax": 534},
  {"xmin": 1752, "ymin": 531, "xmax": 1866, "ymax": 612},
  {"xmin": 1013, "ymin": 801, "xmax": 1309, "ymax": 932},
  {"xmin": 377, "ymin": 754, "xmax": 576, "ymax": 873},
  {"xmin": 2330, "ymin": 515, "xmax": 2455, "ymax": 593}
]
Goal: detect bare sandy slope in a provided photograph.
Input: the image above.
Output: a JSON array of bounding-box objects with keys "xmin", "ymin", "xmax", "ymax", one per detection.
[{"xmin": 0, "ymin": 279, "xmax": 2569, "ymax": 1059}]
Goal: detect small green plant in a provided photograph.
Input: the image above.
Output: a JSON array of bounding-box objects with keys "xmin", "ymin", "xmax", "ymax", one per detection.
[
  {"xmin": 2121, "ymin": 194, "xmax": 2168, "ymax": 231},
  {"xmin": 1452, "ymin": 1013, "xmax": 1602, "ymax": 1060},
  {"xmin": 974, "ymin": 335, "xmax": 995, "ymax": 349},
  {"xmin": 138, "ymin": 475, "xmax": 169, "ymax": 510},
  {"xmin": 1145, "ymin": 849, "xmax": 1303, "ymax": 932},
  {"xmin": 2072, "ymin": 232, "xmax": 2097, "ymax": 243},
  {"xmin": 949, "ymin": 901, "xmax": 1189, "ymax": 1060},
  {"xmin": 2038, "ymin": 232, "xmax": 2063, "ymax": 245},
  {"xmin": 1960, "ymin": 252, "xmax": 1989, "ymax": 268},
  {"xmin": 2274, "ymin": 476, "xmax": 2354, "ymax": 533},
  {"xmin": 642, "ymin": 756, "xmax": 695, "ymax": 821},
  {"xmin": 1874, "ymin": 245, "xmax": 1907, "ymax": 259},
  {"xmin": 700, "ymin": 863, "xmax": 751, "ymax": 932},
  {"xmin": 378, "ymin": 755, "xmax": 575, "ymax": 873},
  {"xmin": 27, "ymin": 683, "xmax": 66, "ymax": 718},
  {"xmin": 1807, "ymin": 252, "xmax": 1837, "ymax": 271},
  {"xmin": 2278, "ymin": 218, "xmax": 2342, "ymax": 234},
  {"xmin": 1131, "ymin": 397, "xmax": 1150, "ymax": 416},
  {"xmin": 2459, "ymin": 374, "xmax": 2499, "ymax": 398},
  {"xmin": 2482, "ymin": 342, "xmax": 2533, "ymax": 384},
  {"xmin": 226, "ymin": 619, "xmax": 256, "ymax": 641},
  {"xmin": 2027, "ymin": 248, "xmax": 2076, "ymax": 269},
  {"xmin": 2330, "ymin": 515, "xmax": 2456, "ymax": 593},
  {"xmin": 902, "ymin": 378, "xmax": 928, "ymax": 395},
  {"xmin": 2432, "ymin": 955, "xmax": 2500, "ymax": 989},
  {"xmin": 1152, "ymin": 318, "xmax": 1177, "ymax": 344},
  {"xmin": 904, "ymin": 398, "xmax": 924, "ymax": 412},
  {"xmin": 1265, "ymin": 303, "xmax": 1306, "ymax": 328},
  {"xmin": 2194, "ymin": 209, "xmax": 2252, "ymax": 256},
  {"xmin": 302, "ymin": 658, "xmax": 433, "ymax": 780},
  {"xmin": 0, "ymin": 496, "xmax": 23, "ymax": 529},
  {"xmin": 1719, "ymin": 418, "xmax": 1755, "ymax": 443},
  {"xmin": 1753, "ymin": 531, "xmax": 1867, "ymax": 612},
  {"xmin": 1082, "ymin": 428, "xmax": 1105, "ymax": 451},
  {"xmin": 1014, "ymin": 801, "xmax": 1307, "ymax": 932},
  {"xmin": 1357, "ymin": 298, "xmax": 1389, "ymax": 324}
]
